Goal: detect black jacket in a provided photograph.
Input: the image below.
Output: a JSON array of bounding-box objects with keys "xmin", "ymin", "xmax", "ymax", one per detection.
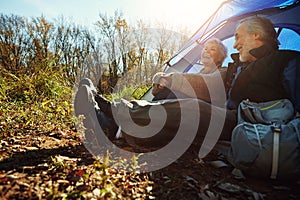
[{"xmin": 224, "ymin": 45, "xmax": 300, "ymax": 109}]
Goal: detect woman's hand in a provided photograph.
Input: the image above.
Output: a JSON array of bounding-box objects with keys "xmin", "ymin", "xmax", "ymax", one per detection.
[{"xmin": 152, "ymin": 72, "xmax": 172, "ymax": 96}]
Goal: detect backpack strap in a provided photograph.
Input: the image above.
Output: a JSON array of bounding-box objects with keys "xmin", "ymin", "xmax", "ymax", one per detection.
[
  {"xmin": 270, "ymin": 125, "xmax": 281, "ymax": 179},
  {"xmin": 291, "ymin": 119, "xmax": 300, "ymax": 145},
  {"xmin": 253, "ymin": 124, "xmax": 262, "ymax": 149}
]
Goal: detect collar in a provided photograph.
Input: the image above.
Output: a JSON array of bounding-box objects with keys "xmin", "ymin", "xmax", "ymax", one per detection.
[
  {"xmin": 249, "ymin": 44, "xmax": 274, "ymax": 59},
  {"xmin": 230, "ymin": 44, "xmax": 276, "ymax": 65},
  {"xmin": 231, "ymin": 53, "xmax": 240, "ymax": 63}
]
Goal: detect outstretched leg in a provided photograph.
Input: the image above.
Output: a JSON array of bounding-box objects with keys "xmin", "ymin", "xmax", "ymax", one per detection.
[{"xmin": 74, "ymin": 80, "xmax": 118, "ymax": 140}]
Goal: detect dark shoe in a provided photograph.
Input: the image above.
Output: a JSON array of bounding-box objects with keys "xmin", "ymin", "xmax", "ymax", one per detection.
[
  {"xmin": 78, "ymin": 78, "xmax": 97, "ymax": 93},
  {"xmin": 78, "ymin": 77, "xmax": 113, "ymax": 117},
  {"xmin": 75, "ymin": 84, "xmax": 119, "ymax": 140},
  {"xmin": 74, "ymin": 84, "xmax": 96, "ymax": 117}
]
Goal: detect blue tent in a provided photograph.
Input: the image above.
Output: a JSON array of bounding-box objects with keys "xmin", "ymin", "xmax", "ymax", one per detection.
[
  {"xmin": 141, "ymin": 0, "xmax": 300, "ymax": 100},
  {"xmin": 181, "ymin": 0, "xmax": 299, "ymax": 49},
  {"xmin": 167, "ymin": 0, "xmax": 300, "ymax": 72}
]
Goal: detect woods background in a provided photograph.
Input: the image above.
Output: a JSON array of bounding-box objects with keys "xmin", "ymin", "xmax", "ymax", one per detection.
[{"xmin": 0, "ymin": 11, "xmax": 190, "ymax": 95}]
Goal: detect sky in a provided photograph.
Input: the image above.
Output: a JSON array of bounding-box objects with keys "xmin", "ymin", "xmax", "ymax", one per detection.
[{"xmin": 0, "ymin": 0, "xmax": 224, "ymax": 34}]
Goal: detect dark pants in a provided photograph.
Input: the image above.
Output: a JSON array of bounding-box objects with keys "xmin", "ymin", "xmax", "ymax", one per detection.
[
  {"xmin": 76, "ymin": 79, "xmax": 237, "ymax": 159},
  {"xmin": 152, "ymin": 87, "xmax": 190, "ymax": 101},
  {"xmin": 112, "ymin": 97, "xmax": 237, "ymax": 156}
]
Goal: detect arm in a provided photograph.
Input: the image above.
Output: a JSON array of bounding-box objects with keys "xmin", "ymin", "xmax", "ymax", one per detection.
[
  {"xmin": 152, "ymin": 68, "xmax": 227, "ymax": 103},
  {"xmin": 170, "ymin": 73, "xmax": 211, "ymax": 101}
]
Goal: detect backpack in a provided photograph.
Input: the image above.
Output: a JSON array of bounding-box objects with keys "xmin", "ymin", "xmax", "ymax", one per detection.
[{"xmin": 227, "ymin": 99, "xmax": 300, "ymax": 180}]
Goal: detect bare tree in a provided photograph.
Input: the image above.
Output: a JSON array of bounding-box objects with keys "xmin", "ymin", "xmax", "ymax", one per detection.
[
  {"xmin": 95, "ymin": 10, "xmax": 123, "ymax": 93},
  {"xmin": 0, "ymin": 14, "xmax": 28, "ymax": 72},
  {"xmin": 26, "ymin": 16, "xmax": 54, "ymax": 71},
  {"xmin": 0, "ymin": 11, "xmax": 192, "ymax": 93},
  {"xmin": 52, "ymin": 16, "xmax": 96, "ymax": 83},
  {"xmin": 131, "ymin": 20, "xmax": 152, "ymax": 84}
]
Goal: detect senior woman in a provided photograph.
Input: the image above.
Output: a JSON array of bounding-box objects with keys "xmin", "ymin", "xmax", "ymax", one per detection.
[{"xmin": 152, "ymin": 38, "xmax": 228, "ymax": 105}]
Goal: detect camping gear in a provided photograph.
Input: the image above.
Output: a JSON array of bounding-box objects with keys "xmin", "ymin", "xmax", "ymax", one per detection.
[{"xmin": 227, "ymin": 99, "xmax": 300, "ymax": 180}]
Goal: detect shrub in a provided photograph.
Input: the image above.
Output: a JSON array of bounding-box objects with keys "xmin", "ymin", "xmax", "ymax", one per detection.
[{"xmin": 0, "ymin": 60, "xmax": 75, "ymax": 138}]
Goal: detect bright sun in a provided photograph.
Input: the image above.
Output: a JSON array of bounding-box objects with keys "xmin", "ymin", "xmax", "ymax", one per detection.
[{"xmin": 140, "ymin": 0, "xmax": 225, "ymax": 32}]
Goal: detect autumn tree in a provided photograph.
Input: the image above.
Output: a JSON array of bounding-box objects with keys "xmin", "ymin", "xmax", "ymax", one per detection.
[
  {"xmin": 132, "ymin": 20, "xmax": 152, "ymax": 84},
  {"xmin": 95, "ymin": 11, "xmax": 123, "ymax": 93},
  {"xmin": 0, "ymin": 11, "xmax": 191, "ymax": 94},
  {"xmin": 0, "ymin": 14, "xmax": 28, "ymax": 72}
]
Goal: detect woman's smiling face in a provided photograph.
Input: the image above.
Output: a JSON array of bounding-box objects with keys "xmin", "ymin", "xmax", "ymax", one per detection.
[{"xmin": 201, "ymin": 40, "xmax": 224, "ymax": 68}]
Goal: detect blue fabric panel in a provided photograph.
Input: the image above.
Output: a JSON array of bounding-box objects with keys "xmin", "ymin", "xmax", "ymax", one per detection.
[
  {"xmin": 283, "ymin": 54, "xmax": 300, "ymax": 112},
  {"xmin": 178, "ymin": 0, "xmax": 299, "ymax": 53}
]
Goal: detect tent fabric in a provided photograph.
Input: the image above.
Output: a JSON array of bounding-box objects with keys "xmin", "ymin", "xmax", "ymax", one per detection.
[
  {"xmin": 141, "ymin": 0, "xmax": 300, "ymax": 101},
  {"xmin": 179, "ymin": 0, "xmax": 299, "ymax": 52},
  {"xmin": 166, "ymin": 0, "xmax": 300, "ymax": 72}
]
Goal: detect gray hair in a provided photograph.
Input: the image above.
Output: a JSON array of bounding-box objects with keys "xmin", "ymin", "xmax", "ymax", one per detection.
[
  {"xmin": 204, "ymin": 38, "xmax": 228, "ymax": 63},
  {"xmin": 240, "ymin": 16, "xmax": 279, "ymax": 49}
]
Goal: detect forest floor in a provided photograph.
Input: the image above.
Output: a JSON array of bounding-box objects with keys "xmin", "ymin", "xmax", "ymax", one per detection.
[{"xmin": 0, "ymin": 128, "xmax": 299, "ymax": 199}]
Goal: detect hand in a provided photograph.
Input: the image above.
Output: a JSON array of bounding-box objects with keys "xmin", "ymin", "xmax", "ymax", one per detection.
[
  {"xmin": 152, "ymin": 72, "xmax": 172, "ymax": 96},
  {"xmin": 152, "ymin": 72, "xmax": 172, "ymax": 87}
]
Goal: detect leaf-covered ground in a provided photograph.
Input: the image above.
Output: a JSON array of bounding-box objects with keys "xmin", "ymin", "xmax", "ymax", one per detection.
[{"xmin": 0, "ymin": 128, "xmax": 299, "ymax": 199}]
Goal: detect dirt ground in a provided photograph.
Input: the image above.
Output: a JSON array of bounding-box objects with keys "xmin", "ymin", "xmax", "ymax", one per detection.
[{"xmin": 0, "ymin": 129, "xmax": 299, "ymax": 199}]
